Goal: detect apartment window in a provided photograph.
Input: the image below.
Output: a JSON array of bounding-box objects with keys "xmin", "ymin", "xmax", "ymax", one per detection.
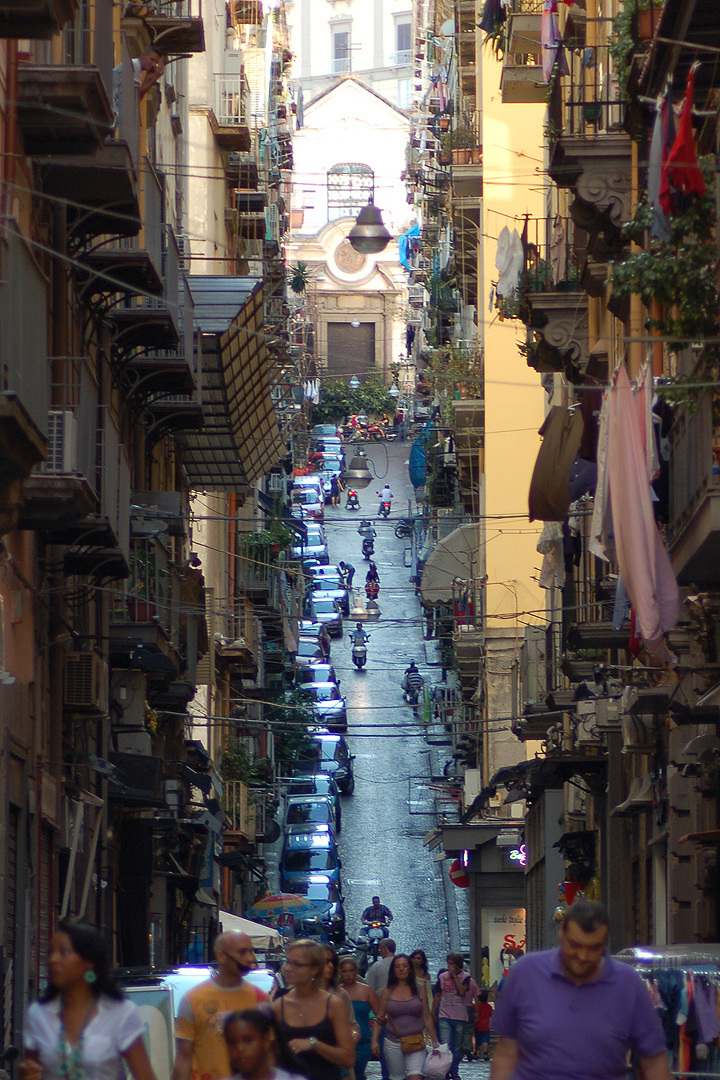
[
  {"xmin": 397, "ymin": 79, "xmax": 412, "ymax": 108},
  {"xmin": 327, "ymin": 163, "xmax": 374, "ymax": 221},
  {"xmin": 391, "ymin": 17, "xmax": 412, "ymax": 66},
  {"xmin": 332, "ymin": 28, "xmax": 351, "ymax": 75}
]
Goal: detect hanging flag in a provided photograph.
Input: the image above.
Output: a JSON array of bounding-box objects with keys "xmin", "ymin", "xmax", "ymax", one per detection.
[
  {"xmin": 480, "ymin": 0, "xmax": 505, "ymax": 34},
  {"xmin": 660, "ymin": 66, "xmax": 706, "ymax": 216}
]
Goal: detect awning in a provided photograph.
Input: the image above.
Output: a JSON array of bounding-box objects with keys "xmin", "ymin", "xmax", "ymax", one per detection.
[
  {"xmin": 420, "ymin": 523, "xmax": 481, "ymax": 605},
  {"xmin": 179, "ymin": 278, "xmax": 286, "ymax": 498},
  {"xmin": 219, "ymin": 909, "xmax": 283, "ymax": 949}
]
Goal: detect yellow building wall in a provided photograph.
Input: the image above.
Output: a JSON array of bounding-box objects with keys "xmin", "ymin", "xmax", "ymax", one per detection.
[{"xmin": 480, "ymin": 51, "xmax": 547, "ymax": 631}]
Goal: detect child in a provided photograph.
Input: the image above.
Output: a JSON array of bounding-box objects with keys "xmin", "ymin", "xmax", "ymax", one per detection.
[
  {"xmin": 474, "ymin": 989, "xmax": 493, "ymax": 1062},
  {"xmin": 224, "ymin": 1007, "xmax": 305, "ymax": 1080}
]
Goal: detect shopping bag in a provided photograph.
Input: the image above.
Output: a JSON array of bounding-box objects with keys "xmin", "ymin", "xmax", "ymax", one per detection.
[{"xmin": 423, "ymin": 1044, "xmax": 452, "ymax": 1078}]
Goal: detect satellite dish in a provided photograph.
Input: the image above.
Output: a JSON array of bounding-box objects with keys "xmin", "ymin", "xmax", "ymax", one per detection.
[{"xmin": 440, "ymin": 18, "xmax": 455, "ymax": 36}]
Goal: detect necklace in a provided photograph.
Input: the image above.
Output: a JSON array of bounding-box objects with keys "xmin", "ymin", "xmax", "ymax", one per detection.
[{"xmin": 58, "ymin": 1001, "xmax": 96, "ymax": 1080}]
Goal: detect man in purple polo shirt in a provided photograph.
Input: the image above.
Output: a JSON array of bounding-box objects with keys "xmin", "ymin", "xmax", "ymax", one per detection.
[{"xmin": 490, "ymin": 899, "xmax": 671, "ymax": 1080}]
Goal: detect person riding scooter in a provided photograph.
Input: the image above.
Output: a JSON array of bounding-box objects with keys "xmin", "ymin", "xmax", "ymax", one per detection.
[
  {"xmin": 346, "ymin": 489, "xmax": 361, "ymax": 510},
  {"xmin": 351, "ymin": 623, "xmax": 369, "ymax": 647},
  {"xmin": 403, "ymin": 661, "xmax": 424, "ymax": 716},
  {"xmin": 377, "ymin": 484, "xmax": 393, "ymax": 515},
  {"xmin": 358, "ymin": 519, "xmax": 376, "ymax": 539}
]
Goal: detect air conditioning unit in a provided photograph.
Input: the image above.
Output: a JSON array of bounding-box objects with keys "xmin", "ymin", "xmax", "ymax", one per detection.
[
  {"xmin": 64, "ymin": 652, "xmax": 109, "ymax": 712},
  {"xmin": 268, "ymin": 473, "xmax": 284, "ymax": 492},
  {"xmin": 45, "ymin": 410, "xmax": 78, "ymax": 474},
  {"xmin": 575, "ymin": 699, "xmax": 603, "ymax": 746},
  {"xmin": 176, "ymin": 233, "xmax": 190, "ymax": 272},
  {"xmin": 595, "ymin": 696, "xmax": 621, "ymax": 729},
  {"xmin": 566, "ymin": 782, "xmax": 586, "ymax": 819}
]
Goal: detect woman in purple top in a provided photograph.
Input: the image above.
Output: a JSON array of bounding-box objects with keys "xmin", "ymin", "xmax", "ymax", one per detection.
[{"xmin": 371, "ymin": 955, "xmax": 438, "ymax": 1080}]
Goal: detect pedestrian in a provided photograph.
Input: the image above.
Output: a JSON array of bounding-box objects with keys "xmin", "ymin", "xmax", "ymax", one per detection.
[
  {"xmin": 223, "ymin": 1007, "xmax": 305, "ymax": 1080},
  {"xmin": 371, "ymin": 954, "xmax": 439, "ymax": 1080},
  {"xmin": 460, "ymin": 971, "xmax": 480, "ymax": 1064},
  {"xmin": 432, "ymin": 953, "xmax": 471, "ymax": 1080},
  {"xmin": 20, "ymin": 922, "xmax": 158, "ymax": 1080},
  {"xmin": 330, "ymin": 475, "xmax": 343, "ymax": 507},
  {"xmin": 321, "ymin": 945, "xmax": 361, "ymax": 1077},
  {"xmin": 409, "ymin": 952, "xmax": 433, "ymax": 1013},
  {"xmin": 489, "ymin": 899, "xmax": 671, "ymax": 1080},
  {"xmin": 338, "ymin": 561, "xmax": 355, "ymax": 588},
  {"xmin": 173, "ymin": 932, "xmax": 270, "ymax": 1080},
  {"xmin": 273, "ymin": 939, "xmax": 355, "ymax": 1080},
  {"xmin": 473, "ymin": 990, "xmax": 492, "ymax": 1063},
  {"xmin": 339, "ymin": 958, "xmax": 381, "ymax": 1080},
  {"xmin": 366, "ymin": 940, "xmax": 396, "ymax": 1080}
]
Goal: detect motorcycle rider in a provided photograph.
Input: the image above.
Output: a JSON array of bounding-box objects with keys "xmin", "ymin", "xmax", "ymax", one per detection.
[
  {"xmin": 366, "ymin": 562, "xmax": 379, "ymax": 584},
  {"xmin": 403, "ymin": 661, "xmax": 424, "ymax": 715},
  {"xmin": 358, "ymin": 519, "xmax": 376, "ymax": 539},
  {"xmin": 377, "ymin": 484, "xmax": 393, "ymax": 514},
  {"xmin": 351, "ymin": 623, "xmax": 369, "ymax": 647},
  {"xmin": 346, "ymin": 489, "xmax": 361, "ymax": 509},
  {"xmin": 362, "ymin": 896, "xmax": 393, "ymax": 925}
]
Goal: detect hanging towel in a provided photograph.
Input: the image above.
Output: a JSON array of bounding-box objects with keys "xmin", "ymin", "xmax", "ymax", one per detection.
[
  {"xmin": 660, "ymin": 67, "xmax": 706, "ymax": 216},
  {"xmin": 495, "ymin": 227, "xmax": 524, "ymax": 297},
  {"xmin": 541, "ymin": 0, "xmax": 568, "ymax": 83},
  {"xmin": 607, "ymin": 363, "xmax": 679, "ymax": 662},
  {"xmin": 550, "ymin": 216, "xmax": 566, "ymax": 285},
  {"xmin": 648, "ymin": 90, "xmax": 674, "ymax": 241},
  {"xmin": 528, "ymin": 406, "xmax": 584, "ymax": 522}
]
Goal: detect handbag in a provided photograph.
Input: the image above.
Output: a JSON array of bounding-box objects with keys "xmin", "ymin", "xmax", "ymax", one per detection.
[{"xmin": 387, "ymin": 1014, "xmax": 427, "ymax": 1055}]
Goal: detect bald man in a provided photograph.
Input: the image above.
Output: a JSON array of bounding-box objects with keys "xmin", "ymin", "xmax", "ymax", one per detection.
[{"xmin": 172, "ymin": 932, "xmax": 270, "ymax": 1080}]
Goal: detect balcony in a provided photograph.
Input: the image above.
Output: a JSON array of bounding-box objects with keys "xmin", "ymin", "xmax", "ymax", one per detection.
[
  {"xmin": 500, "ymin": 56, "xmax": 545, "ymax": 104},
  {"xmin": 210, "ymin": 74, "xmax": 251, "ymax": 151},
  {"xmin": 17, "ymin": 65, "xmax": 114, "ymax": 155},
  {"xmin": 668, "ymin": 393, "xmax": 720, "ymax": 586},
  {"xmin": 0, "ymin": 0, "xmax": 77, "ymax": 37},
  {"xmin": 231, "ymin": 0, "xmax": 262, "ymax": 25},
  {"xmin": 107, "ymin": 225, "xmax": 182, "ymax": 365},
  {"xmin": 18, "ymin": 358, "xmax": 98, "ymax": 532},
  {"xmin": 453, "ymin": 625, "xmax": 484, "ymax": 685},
  {"xmin": 389, "ymin": 49, "xmax": 412, "ymax": 67},
  {"xmin": 547, "ymin": 41, "xmax": 632, "ymax": 239},
  {"xmin": 110, "ymin": 535, "xmax": 180, "ymax": 646},
  {"xmin": 506, "ymin": 0, "xmax": 543, "ymax": 55},
  {"xmin": 0, "ymin": 221, "xmax": 49, "ymax": 528},
  {"xmin": 131, "ymin": 0, "xmax": 205, "ymax": 55},
  {"xmin": 222, "ymin": 151, "xmax": 259, "ymax": 188},
  {"xmin": 511, "ymin": 216, "xmax": 589, "ymax": 382},
  {"xmin": 331, "ymin": 56, "xmax": 351, "ymax": 75},
  {"xmin": 36, "ymin": 141, "xmax": 140, "ymax": 244},
  {"xmin": 223, "ymin": 780, "xmax": 256, "ymax": 842},
  {"xmin": 565, "ymin": 516, "xmax": 623, "ymax": 652}
]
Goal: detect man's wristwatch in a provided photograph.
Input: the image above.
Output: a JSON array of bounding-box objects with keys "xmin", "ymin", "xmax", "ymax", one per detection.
[{"xmin": 309, "ymin": 1038, "xmax": 317, "ymax": 1049}]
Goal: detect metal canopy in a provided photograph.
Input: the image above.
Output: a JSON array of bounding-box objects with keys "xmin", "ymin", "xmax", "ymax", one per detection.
[
  {"xmin": 420, "ymin": 523, "xmax": 481, "ymax": 605},
  {"xmin": 179, "ymin": 277, "xmax": 285, "ymax": 497}
]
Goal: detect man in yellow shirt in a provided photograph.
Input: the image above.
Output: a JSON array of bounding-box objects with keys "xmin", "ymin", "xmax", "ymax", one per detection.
[{"xmin": 172, "ymin": 932, "xmax": 270, "ymax": 1080}]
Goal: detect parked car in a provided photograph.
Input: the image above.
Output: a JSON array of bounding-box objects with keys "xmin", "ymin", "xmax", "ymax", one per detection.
[
  {"xmin": 309, "ymin": 581, "xmax": 350, "ymax": 618},
  {"xmin": 298, "ymin": 682, "xmax": 348, "ymax": 732},
  {"xmin": 298, "ymin": 620, "xmax": 331, "ymax": 653},
  {"xmin": 312, "ymin": 424, "xmax": 342, "ymax": 440},
  {"xmin": 286, "ymin": 772, "xmax": 341, "ymax": 833},
  {"xmin": 291, "ymin": 488, "xmax": 324, "ymax": 522},
  {"xmin": 280, "ymin": 830, "xmax": 341, "ymax": 890},
  {"xmin": 294, "ymin": 638, "xmax": 326, "ymax": 667},
  {"xmin": 307, "ymin": 597, "xmax": 343, "ymax": 638},
  {"xmin": 293, "ymin": 474, "xmax": 326, "ymax": 495},
  {"xmin": 285, "ymin": 795, "xmax": 337, "ymax": 835},
  {"xmin": 291, "ymin": 533, "xmax": 329, "ymax": 564},
  {"xmin": 118, "ymin": 965, "xmax": 275, "ymax": 1017},
  {"xmin": 311, "ymin": 733, "xmax": 355, "ymax": 795},
  {"xmin": 294, "ymin": 875, "xmax": 346, "ymax": 942},
  {"xmin": 296, "ymin": 663, "xmax": 340, "ymax": 689}
]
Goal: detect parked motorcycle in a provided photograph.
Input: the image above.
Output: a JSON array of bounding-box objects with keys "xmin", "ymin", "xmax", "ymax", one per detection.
[
  {"xmin": 362, "ymin": 535, "xmax": 375, "ymax": 559},
  {"xmin": 352, "ymin": 641, "xmax": 368, "ymax": 670},
  {"xmin": 346, "ymin": 489, "xmax": 361, "ymax": 510},
  {"xmin": 366, "ymin": 423, "xmax": 386, "ymax": 441}
]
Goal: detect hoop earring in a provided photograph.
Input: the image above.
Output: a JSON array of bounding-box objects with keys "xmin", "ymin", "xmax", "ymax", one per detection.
[{"xmin": 84, "ymin": 971, "xmax": 97, "ymax": 984}]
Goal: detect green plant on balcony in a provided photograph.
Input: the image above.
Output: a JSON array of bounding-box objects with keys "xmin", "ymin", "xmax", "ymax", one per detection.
[
  {"xmin": 423, "ymin": 344, "xmax": 484, "ymax": 421},
  {"xmin": 440, "ymin": 126, "xmax": 476, "ymax": 151},
  {"xmin": 609, "ymin": 160, "xmax": 718, "ymax": 347},
  {"xmin": 288, "ymin": 262, "xmax": 313, "ymax": 294},
  {"xmin": 311, "ymin": 370, "xmax": 397, "ymax": 423},
  {"xmin": 244, "ymin": 524, "xmax": 294, "ymax": 554},
  {"xmin": 610, "ymin": 0, "xmax": 662, "ymax": 102}
]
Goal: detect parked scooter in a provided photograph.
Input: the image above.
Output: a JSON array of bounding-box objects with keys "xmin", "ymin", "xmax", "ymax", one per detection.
[
  {"xmin": 362, "ymin": 535, "xmax": 375, "ymax": 559},
  {"xmin": 346, "ymin": 489, "xmax": 361, "ymax": 510}
]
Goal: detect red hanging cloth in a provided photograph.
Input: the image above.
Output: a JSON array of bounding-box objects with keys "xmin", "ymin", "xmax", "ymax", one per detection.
[{"xmin": 660, "ymin": 67, "xmax": 706, "ymax": 215}]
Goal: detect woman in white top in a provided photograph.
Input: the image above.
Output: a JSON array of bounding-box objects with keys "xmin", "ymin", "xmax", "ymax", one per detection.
[{"xmin": 21, "ymin": 922, "xmax": 157, "ymax": 1080}]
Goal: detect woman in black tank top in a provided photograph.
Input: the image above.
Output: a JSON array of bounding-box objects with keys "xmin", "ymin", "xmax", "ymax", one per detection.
[{"xmin": 273, "ymin": 940, "xmax": 355, "ymax": 1080}]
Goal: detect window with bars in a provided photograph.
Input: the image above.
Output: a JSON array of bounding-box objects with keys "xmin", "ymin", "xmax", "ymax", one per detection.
[{"xmin": 327, "ymin": 163, "xmax": 374, "ymax": 222}]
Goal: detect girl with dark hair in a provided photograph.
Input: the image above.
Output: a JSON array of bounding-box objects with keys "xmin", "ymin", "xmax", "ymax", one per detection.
[
  {"xmin": 372, "ymin": 956, "xmax": 438, "ymax": 1080},
  {"xmin": 20, "ymin": 922, "xmax": 157, "ymax": 1080},
  {"xmin": 409, "ymin": 952, "xmax": 433, "ymax": 1013},
  {"xmin": 223, "ymin": 1007, "xmax": 305, "ymax": 1080},
  {"xmin": 320, "ymin": 946, "xmax": 360, "ymax": 1078},
  {"xmin": 339, "ymin": 958, "xmax": 380, "ymax": 1080}
]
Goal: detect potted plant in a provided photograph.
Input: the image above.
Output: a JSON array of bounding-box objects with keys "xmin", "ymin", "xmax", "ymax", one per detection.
[
  {"xmin": 442, "ymin": 126, "xmax": 476, "ymax": 164},
  {"xmin": 636, "ymin": 0, "xmax": 662, "ymax": 40}
]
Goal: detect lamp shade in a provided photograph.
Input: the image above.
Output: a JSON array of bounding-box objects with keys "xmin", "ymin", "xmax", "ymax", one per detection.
[
  {"xmin": 388, "ymin": 383, "xmax": 400, "ymax": 398},
  {"xmin": 348, "ymin": 375, "xmax": 361, "ymax": 389},
  {"xmin": 348, "ymin": 199, "xmax": 392, "ymax": 255},
  {"xmin": 343, "ymin": 452, "xmax": 373, "ymax": 488}
]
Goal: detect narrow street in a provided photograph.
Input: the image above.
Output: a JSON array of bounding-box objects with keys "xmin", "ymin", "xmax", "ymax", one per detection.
[{"xmin": 323, "ymin": 442, "xmax": 452, "ymax": 971}]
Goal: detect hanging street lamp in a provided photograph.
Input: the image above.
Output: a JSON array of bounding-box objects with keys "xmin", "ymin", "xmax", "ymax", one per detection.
[{"xmin": 348, "ymin": 198, "xmax": 392, "ymax": 255}]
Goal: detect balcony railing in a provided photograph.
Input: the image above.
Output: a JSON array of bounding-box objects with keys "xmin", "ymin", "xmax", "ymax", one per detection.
[
  {"xmin": 223, "ymin": 780, "xmax": 256, "ymax": 839},
  {"xmin": 215, "ymin": 72, "xmax": 248, "ymax": 127},
  {"xmin": 548, "ymin": 38, "xmax": 623, "ymax": 140},
  {"xmin": 331, "ymin": 56, "xmax": 351, "ymax": 75},
  {"xmin": 389, "ymin": 49, "xmax": 412, "ymax": 67},
  {"xmin": 40, "ymin": 358, "xmax": 98, "ymax": 486},
  {"xmin": 668, "ymin": 392, "xmax": 717, "ymax": 548}
]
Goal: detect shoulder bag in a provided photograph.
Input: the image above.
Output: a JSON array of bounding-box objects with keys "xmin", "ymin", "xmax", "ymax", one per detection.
[{"xmin": 387, "ymin": 1012, "xmax": 426, "ymax": 1055}]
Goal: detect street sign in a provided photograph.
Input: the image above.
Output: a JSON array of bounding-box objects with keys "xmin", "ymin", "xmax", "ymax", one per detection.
[{"xmin": 449, "ymin": 858, "xmax": 470, "ymax": 888}]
